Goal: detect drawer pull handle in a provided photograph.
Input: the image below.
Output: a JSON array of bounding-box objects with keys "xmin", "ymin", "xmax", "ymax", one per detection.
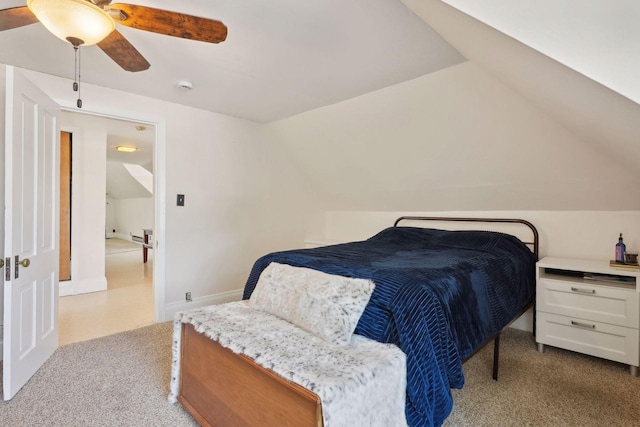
[
  {"xmin": 571, "ymin": 320, "xmax": 596, "ymax": 329},
  {"xmin": 571, "ymin": 287, "xmax": 595, "ymax": 294}
]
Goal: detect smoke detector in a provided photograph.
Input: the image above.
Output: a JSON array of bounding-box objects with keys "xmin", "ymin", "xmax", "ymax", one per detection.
[{"xmin": 177, "ymin": 80, "xmax": 193, "ymax": 90}]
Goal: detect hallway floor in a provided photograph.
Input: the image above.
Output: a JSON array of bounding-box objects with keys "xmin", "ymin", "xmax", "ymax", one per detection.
[{"xmin": 58, "ymin": 239, "xmax": 154, "ymax": 346}]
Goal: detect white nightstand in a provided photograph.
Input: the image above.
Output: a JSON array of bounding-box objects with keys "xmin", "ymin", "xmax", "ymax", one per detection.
[{"xmin": 536, "ymin": 257, "xmax": 640, "ymax": 376}]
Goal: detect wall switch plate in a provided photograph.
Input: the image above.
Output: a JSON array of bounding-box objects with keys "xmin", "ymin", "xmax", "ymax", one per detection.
[{"xmin": 177, "ymin": 194, "xmax": 185, "ymax": 206}]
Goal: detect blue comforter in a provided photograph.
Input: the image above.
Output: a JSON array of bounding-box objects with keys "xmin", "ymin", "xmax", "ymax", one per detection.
[{"xmin": 243, "ymin": 227, "xmax": 536, "ymax": 427}]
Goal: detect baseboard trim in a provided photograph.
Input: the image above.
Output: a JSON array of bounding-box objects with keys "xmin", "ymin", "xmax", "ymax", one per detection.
[
  {"xmin": 59, "ymin": 281, "xmax": 72, "ymax": 297},
  {"xmin": 112, "ymin": 233, "xmax": 133, "ymax": 242},
  {"xmin": 59, "ymin": 277, "xmax": 108, "ymax": 297},
  {"xmin": 162, "ymin": 289, "xmax": 244, "ymax": 322}
]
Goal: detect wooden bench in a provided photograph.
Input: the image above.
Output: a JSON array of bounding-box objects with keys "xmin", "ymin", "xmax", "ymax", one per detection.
[
  {"xmin": 170, "ymin": 303, "xmax": 407, "ymax": 427},
  {"xmin": 178, "ymin": 323, "xmax": 323, "ymax": 427}
]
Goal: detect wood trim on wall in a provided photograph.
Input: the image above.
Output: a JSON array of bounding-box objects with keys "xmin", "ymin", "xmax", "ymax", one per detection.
[{"xmin": 59, "ymin": 131, "xmax": 71, "ymax": 281}]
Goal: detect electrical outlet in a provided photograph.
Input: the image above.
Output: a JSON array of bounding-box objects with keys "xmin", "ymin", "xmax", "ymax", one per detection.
[
  {"xmin": 186, "ymin": 292, "xmax": 192, "ymax": 302},
  {"xmin": 177, "ymin": 194, "xmax": 185, "ymax": 206}
]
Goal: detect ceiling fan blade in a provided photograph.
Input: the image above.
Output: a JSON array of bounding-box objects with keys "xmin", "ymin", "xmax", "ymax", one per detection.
[
  {"xmin": 97, "ymin": 29, "xmax": 150, "ymax": 72},
  {"xmin": 0, "ymin": 6, "xmax": 39, "ymax": 31},
  {"xmin": 108, "ymin": 4, "xmax": 227, "ymax": 43}
]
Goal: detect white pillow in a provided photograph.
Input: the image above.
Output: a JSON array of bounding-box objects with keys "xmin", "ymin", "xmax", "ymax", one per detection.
[{"xmin": 249, "ymin": 262, "xmax": 375, "ymax": 346}]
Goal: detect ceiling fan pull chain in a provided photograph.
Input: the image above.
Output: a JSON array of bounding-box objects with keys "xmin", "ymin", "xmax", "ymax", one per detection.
[
  {"xmin": 70, "ymin": 42, "xmax": 83, "ymax": 108},
  {"xmin": 77, "ymin": 45, "xmax": 82, "ymax": 109},
  {"xmin": 73, "ymin": 46, "xmax": 82, "ymax": 108},
  {"xmin": 73, "ymin": 45, "xmax": 79, "ymax": 92}
]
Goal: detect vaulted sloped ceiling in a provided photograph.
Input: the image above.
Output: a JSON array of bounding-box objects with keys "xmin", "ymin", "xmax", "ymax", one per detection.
[
  {"xmin": 437, "ymin": 0, "xmax": 640, "ymax": 106},
  {"xmin": 402, "ymin": 0, "xmax": 640, "ymax": 171},
  {"xmin": 270, "ymin": 0, "xmax": 640, "ymax": 212},
  {"xmin": 106, "ymin": 161, "xmax": 153, "ymax": 199}
]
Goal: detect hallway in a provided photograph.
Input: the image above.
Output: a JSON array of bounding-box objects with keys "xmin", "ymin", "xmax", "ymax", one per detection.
[{"xmin": 58, "ymin": 239, "xmax": 154, "ymax": 346}]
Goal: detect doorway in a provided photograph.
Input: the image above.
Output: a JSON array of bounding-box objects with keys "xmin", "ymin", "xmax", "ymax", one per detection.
[{"xmin": 57, "ymin": 113, "xmax": 156, "ymax": 345}]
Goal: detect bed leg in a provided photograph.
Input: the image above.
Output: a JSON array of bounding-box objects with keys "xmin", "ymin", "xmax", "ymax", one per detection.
[{"xmin": 492, "ymin": 333, "xmax": 500, "ymax": 381}]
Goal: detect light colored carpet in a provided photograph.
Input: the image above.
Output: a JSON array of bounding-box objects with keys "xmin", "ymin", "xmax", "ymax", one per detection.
[
  {"xmin": 105, "ymin": 238, "xmax": 141, "ymax": 255},
  {"xmin": 0, "ymin": 322, "xmax": 197, "ymax": 427},
  {"xmin": 0, "ymin": 324, "xmax": 638, "ymax": 426},
  {"xmin": 444, "ymin": 329, "xmax": 640, "ymax": 427}
]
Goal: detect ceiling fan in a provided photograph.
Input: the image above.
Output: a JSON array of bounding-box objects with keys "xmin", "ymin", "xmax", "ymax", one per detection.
[{"xmin": 0, "ymin": 0, "xmax": 228, "ymax": 72}]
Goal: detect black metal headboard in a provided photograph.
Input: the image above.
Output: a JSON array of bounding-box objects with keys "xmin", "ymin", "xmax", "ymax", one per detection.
[{"xmin": 393, "ymin": 216, "xmax": 539, "ymax": 261}]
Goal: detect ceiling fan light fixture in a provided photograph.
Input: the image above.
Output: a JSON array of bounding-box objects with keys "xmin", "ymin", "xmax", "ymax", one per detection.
[{"xmin": 27, "ymin": 0, "xmax": 115, "ymax": 46}]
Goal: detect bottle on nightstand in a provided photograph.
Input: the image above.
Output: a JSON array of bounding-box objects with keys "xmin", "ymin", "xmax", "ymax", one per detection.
[{"xmin": 616, "ymin": 233, "xmax": 626, "ymax": 263}]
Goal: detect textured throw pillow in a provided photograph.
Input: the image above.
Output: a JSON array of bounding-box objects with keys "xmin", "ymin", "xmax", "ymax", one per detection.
[{"xmin": 249, "ymin": 262, "xmax": 375, "ymax": 346}]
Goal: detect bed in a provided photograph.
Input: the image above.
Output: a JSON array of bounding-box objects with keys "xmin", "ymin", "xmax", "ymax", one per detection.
[{"xmin": 175, "ymin": 216, "xmax": 538, "ymax": 427}]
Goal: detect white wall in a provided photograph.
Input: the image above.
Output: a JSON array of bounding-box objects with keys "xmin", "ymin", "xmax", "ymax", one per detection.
[
  {"xmin": 112, "ymin": 197, "xmax": 154, "ymax": 240},
  {"xmin": 105, "ymin": 194, "xmax": 117, "ymax": 238},
  {"xmin": 270, "ymin": 62, "xmax": 640, "ymax": 212},
  {"xmin": 19, "ymin": 68, "xmax": 323, "ymax": 321},
  {"xmin": 321, "ymin": 210, "xmax": 640, "ymax": 261},
  {"xmin": 59, "ymin": 124, "xmax": 108, "ymax": 296}
]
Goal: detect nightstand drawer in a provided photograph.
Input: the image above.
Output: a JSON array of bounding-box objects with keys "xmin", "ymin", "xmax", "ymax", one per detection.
[
  {"xmin": 536, "ymin": 312, "xmax": 639, "ymax": 365},
  {"xmin": 537, "ymin": 278, "xmax": 639, "ymax": 328}
]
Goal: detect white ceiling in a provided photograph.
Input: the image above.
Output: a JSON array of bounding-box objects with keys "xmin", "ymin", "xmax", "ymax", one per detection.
[
  {"xmin": 0, "ymin": 0, "xmax": 465, "ymax": 123},
  {"xmin": 439, "ymin": 0, "xmax": 640, "ymax": 106}
]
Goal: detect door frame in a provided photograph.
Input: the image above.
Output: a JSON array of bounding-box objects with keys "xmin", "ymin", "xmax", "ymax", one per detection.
[{"xmin": 56, "ymin": 102, "xmax": 167, "ymax": 323}]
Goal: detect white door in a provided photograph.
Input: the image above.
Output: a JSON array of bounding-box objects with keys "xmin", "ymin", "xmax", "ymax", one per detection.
[{"xmin": 3, "ymin": 66, "xmax": 60, "ymax": 401}]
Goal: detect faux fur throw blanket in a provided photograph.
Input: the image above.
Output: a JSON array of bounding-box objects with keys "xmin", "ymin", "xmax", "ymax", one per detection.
[{"xmin": 169, "ymin": 301, "xmax": 408, "ymax": 427}]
